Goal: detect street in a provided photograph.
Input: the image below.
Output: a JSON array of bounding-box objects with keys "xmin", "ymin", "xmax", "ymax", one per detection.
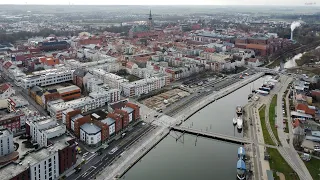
[{"xmin": 66, "ymin": 123, "xmax": 156, "ymax": 180}]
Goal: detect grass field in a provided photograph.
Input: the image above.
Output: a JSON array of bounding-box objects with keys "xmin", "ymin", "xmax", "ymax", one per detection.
[
  {"xmin": 259, "ymin": 106, "xmax": 275, "ymax": 146},
  {"xmin": 303, "ymin": 156, "xmax": 320, "ymax": 179},
  {"xmin": 269, "ymin": 95, "xmax": 281, "ymax": 144},
  {"xmin": 267, "ymin": 148, "xmax": 300, "ymax": 180}
]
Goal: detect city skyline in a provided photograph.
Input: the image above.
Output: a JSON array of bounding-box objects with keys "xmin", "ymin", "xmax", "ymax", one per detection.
[{"xmin": 0, "ymin": 0, "xmax": 318, "ymax": 6}]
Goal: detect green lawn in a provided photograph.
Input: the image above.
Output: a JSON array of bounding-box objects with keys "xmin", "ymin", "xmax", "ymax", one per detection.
[
  {"xmin": 303, "ymin": 158, "xmax": 320, "ymax": 180},
  {"xmin": 269, "ymin": 95, "xmax": 281, "ymax": 144},
  {"xmin": 267, "ymin": 148, "xmax": 300, "ymax": 180},
  {"xmin": 259, "ymin": 106, "xmax": 275, "ymax": 146}
]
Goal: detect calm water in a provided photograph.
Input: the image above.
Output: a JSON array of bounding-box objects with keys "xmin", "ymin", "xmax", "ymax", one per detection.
[{"xmin": 121, "ymin": 77, "xmax": 266, "ymax": 180}]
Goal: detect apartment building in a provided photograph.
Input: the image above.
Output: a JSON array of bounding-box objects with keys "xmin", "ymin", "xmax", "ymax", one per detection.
[
  {"xmin": 0, "ymin": 83, "xmax": 15, "ymax": 100},
  {"xmin": 7, "ymin": 96, "xmax": 29, "ymax": 113},
  {"xmin": 0, "ymin": 108, "xmax": 39, "ymax": 134},
  {"xmin": 20, "ymin": 68, "xmax": 74, "ymax": 89},
  {"xmin": 27, "ymin": 117, "xmax": 66, "ymax": 147},
  {"xmin": 0, "ymin": 129, "xmax": 14, "ymax": 157},
  {"xmin": 80, "ymin": 123, "xmax": 102, "ymax": 147},
  {"xmin": 91, "ymin": 69, "xmax": 128, "ymax": 89},
  {"xmin": 121, "ymin": 75, "xmax": 168, "ymax": 97},
  {"xmin": 0, "ymin": 135, "xmax": 76, "ymax": 180},
  {"xmin": 48, "ymin": 91, "xmax": 109, "ymax": 120}
]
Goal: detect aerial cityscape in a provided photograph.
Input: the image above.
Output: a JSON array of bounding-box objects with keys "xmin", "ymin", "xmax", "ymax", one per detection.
[{"xmin": 0, "ymin": 3, "xmax": 319, "ymax": 180}]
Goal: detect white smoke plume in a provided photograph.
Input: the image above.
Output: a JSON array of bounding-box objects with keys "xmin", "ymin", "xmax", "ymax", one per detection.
[{"xmin": 291, "ymin": 21, "xmax": 301, "ymax": 32}]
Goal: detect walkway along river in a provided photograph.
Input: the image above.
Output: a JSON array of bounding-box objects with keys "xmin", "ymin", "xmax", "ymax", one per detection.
[{"xmin": 121, "ymin": 76, "xmax": 266, "ymax": 180}]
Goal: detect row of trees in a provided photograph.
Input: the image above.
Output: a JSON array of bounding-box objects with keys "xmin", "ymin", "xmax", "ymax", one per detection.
[
  {"xmin": 0, "ymin": 28, "xmax": 84, "ymax": 43},
  {"xmin": 296, "ymin": 48, "xmax": 320, "ymax": 66}
]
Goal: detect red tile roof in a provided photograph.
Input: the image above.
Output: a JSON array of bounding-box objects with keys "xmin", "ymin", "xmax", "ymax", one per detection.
[
  {"xmin": 296, "ymin": 103, "xmax": 315, "ymax": 116},
  {"xmin": 3, "ymin": 61, "xmax": 12, "ymax": 69},
  {"xmin": 292, "ymin": 119, "xmax": 300, "ymax": 128},
  {"xmin": 0, "ymin": 83, "xmax": 10, "ymax": 94}
]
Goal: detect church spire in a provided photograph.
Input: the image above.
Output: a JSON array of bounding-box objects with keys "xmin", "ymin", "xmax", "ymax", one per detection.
[
  {"xmin": 148, "ymin": 10, "xmax": 154, "ymax": 30},
  {"xmin": 149, "ymin": 10, "xmax": 152, "ymax": 20}
]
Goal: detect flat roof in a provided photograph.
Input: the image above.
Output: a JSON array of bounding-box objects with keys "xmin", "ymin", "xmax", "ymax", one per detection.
[
  {"xmin": 35, "ymin": 118, "xmax": 55, "ymax": 127},
  {"xmin": 80, "ymin": 123, "xmax": 101, "ymax": 134},
  {"xmin": 0, "ymin": 129, "xmax": 12, "ymax": 138},
  {"xmin": 291, "ymin": 111, "xmax": 313, "ymax": 118},
  {"xmin": 57, "ymin": 85, "xmax": 80, "ymax": 94},
  {"xmin": 123, "ymin": 107, "xmax": 134, "ymax": 114},
  {"xmin": 49, "ymin": 134, "xmax": 74, "ymax": 150},
  {"xmin": 43, "ymin": 125, "xmax": 65, "ymax": 134},
  {"xmin": 101, "ymin": 117, "xmax": 115, "ymax": 126},
  {"xmin": 71, "ymin": 114, "xmax": 83, "ymax": 122}
]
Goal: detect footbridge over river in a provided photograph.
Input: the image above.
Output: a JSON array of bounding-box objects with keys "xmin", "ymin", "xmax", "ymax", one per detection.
[
  {"xmin": 170, "ymin": 126, "xmax": 252, "ymax": 145},
  {"xmin": 170, "ymin": 126, "xmax": 278, "ymax": 149}
]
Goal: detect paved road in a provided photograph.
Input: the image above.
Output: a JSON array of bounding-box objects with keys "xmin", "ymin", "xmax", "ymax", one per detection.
[
  {"xmin": 66, "ymin": 123, "xmax": 155, "ymax": 180},
  {"xmin": 247, "ymin": 101, "xmax": 263, "ymax": 180},
  {"xmin": 261, "ymin": 75, "xmax": 312, "ymax": 180},
  {"xmin": 275, "ymin": 76, "xmax": 313, "ymax": 180}
]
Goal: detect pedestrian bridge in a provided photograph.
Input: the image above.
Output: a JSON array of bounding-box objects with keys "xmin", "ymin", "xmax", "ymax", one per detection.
[{"xmin": 170, "ymin": 126, "xmax": 252, "ymax": 145}]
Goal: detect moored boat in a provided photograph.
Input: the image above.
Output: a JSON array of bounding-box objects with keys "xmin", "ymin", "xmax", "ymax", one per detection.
[
  {"xmin": 237, "ymin": 117, "xmax": 243, "ymax": 130},
  {"xmin": 236, "ymin": 105, "xmax": 243, "ymax": 116},
  {"xmin": 237, "ymin": 147, "xmax": 246, "ymax": 160},
  {"xmin": 236, "ymin": 159, "xmax": 246, "ymax": 180},
  {"xmin": 233, "ymin": 117, "xmax": 237, "ymax": 125}
]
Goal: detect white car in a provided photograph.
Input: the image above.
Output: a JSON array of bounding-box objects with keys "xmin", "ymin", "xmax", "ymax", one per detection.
[{"xmin": 109, "ymin": 147, "xmax": 118, "ymax": 154}]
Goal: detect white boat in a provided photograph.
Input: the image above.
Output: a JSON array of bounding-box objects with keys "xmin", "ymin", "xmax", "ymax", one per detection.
[
  {"xmin": 236, "ymin": 106, "xmax": 243, "ymax": 116},
  {"xmin": 237, "ymin": 117, "xmax": 243, "ymax": 129},
  {"xmin": 233, "ymin": 117, "xmax": 237, "ymax": 125}
]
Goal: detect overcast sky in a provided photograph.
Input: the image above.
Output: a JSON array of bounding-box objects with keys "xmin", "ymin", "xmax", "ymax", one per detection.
[{"xmin": 0, "ymin": 0, "xmax": 318, "ymax": 6}]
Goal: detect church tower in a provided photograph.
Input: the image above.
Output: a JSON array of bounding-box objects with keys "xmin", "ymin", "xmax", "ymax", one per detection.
[{"xmin": 148, "ymin": 10, "xmax": 154, "ymax": 30}]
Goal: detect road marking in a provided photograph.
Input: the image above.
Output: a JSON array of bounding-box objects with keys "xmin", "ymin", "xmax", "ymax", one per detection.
[{"xmin": 86, "ymin": 153, "xmax": 97, "ymax": 163}]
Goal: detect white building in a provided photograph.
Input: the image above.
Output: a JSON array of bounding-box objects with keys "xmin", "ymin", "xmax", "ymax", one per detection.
[
  {"xmin": 7, "ymin": 96, "xmax": 29, "ymax": 113},
  {"xmin": 0, "ymin": 83, "xmax": 15, "ymax": 100},
  {"xmin": 80, "ymin": 123, "xmax": 101, "ymax": 147},
  {"xmin": 121, "ymin": 75, "xmax": 168, "ymax": 97},
  {"xmin": 91, "ymin": 69, "xmax": 128, "ymax": 89},
  {"xmin": 28, "ymin": 148, "xmax": 59, "ymax": 180},
  {"xmin": 48, "ymin": 93, "xmax": 108, "ymax": 120},
  {"xmin": 20, "ymin": 68, "xmax": 74, "ymax": 89},
  {"xmin": 0, "ymin": 129, "xmax": 14, "ymax": 157},
  {"xmin": 28, "ymin": 117, "xmax": 66, "ymax": 147},
  {"xmin": 101, "ymin": 118, "xmax": 116, "ymax": 136},
  {"xmin": 0, "ymin": 147, "xmax": 59, "ymax": 180}
]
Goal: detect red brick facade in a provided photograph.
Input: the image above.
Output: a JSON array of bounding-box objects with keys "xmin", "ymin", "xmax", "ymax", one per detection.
[
  {"xmin": 58, "ymin": 138, "xmax": 77, "ymax": 174},
  {"xmin": 9, "ymin": 168, "xmax": 30, "ymax": 180}
]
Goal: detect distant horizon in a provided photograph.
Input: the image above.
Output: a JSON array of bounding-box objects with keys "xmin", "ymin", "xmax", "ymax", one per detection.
[
  {"xmin": 0, "ymin": 0, "xmax": 319, "ymax": 6},
  {"xmin": 0, "ymin": 4, "xmax": 318, "ymax": 6}
]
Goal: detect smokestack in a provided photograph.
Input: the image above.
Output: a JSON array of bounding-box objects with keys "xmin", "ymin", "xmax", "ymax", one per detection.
[{"xmin": 290, "ymin": 21, "xmax": 301, "ymax": 40}]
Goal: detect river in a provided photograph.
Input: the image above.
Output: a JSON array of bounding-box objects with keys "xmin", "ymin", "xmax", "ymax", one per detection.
[{"xmin": 121, "ymin": 76, "xmax": 266, "ymax": 180}]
